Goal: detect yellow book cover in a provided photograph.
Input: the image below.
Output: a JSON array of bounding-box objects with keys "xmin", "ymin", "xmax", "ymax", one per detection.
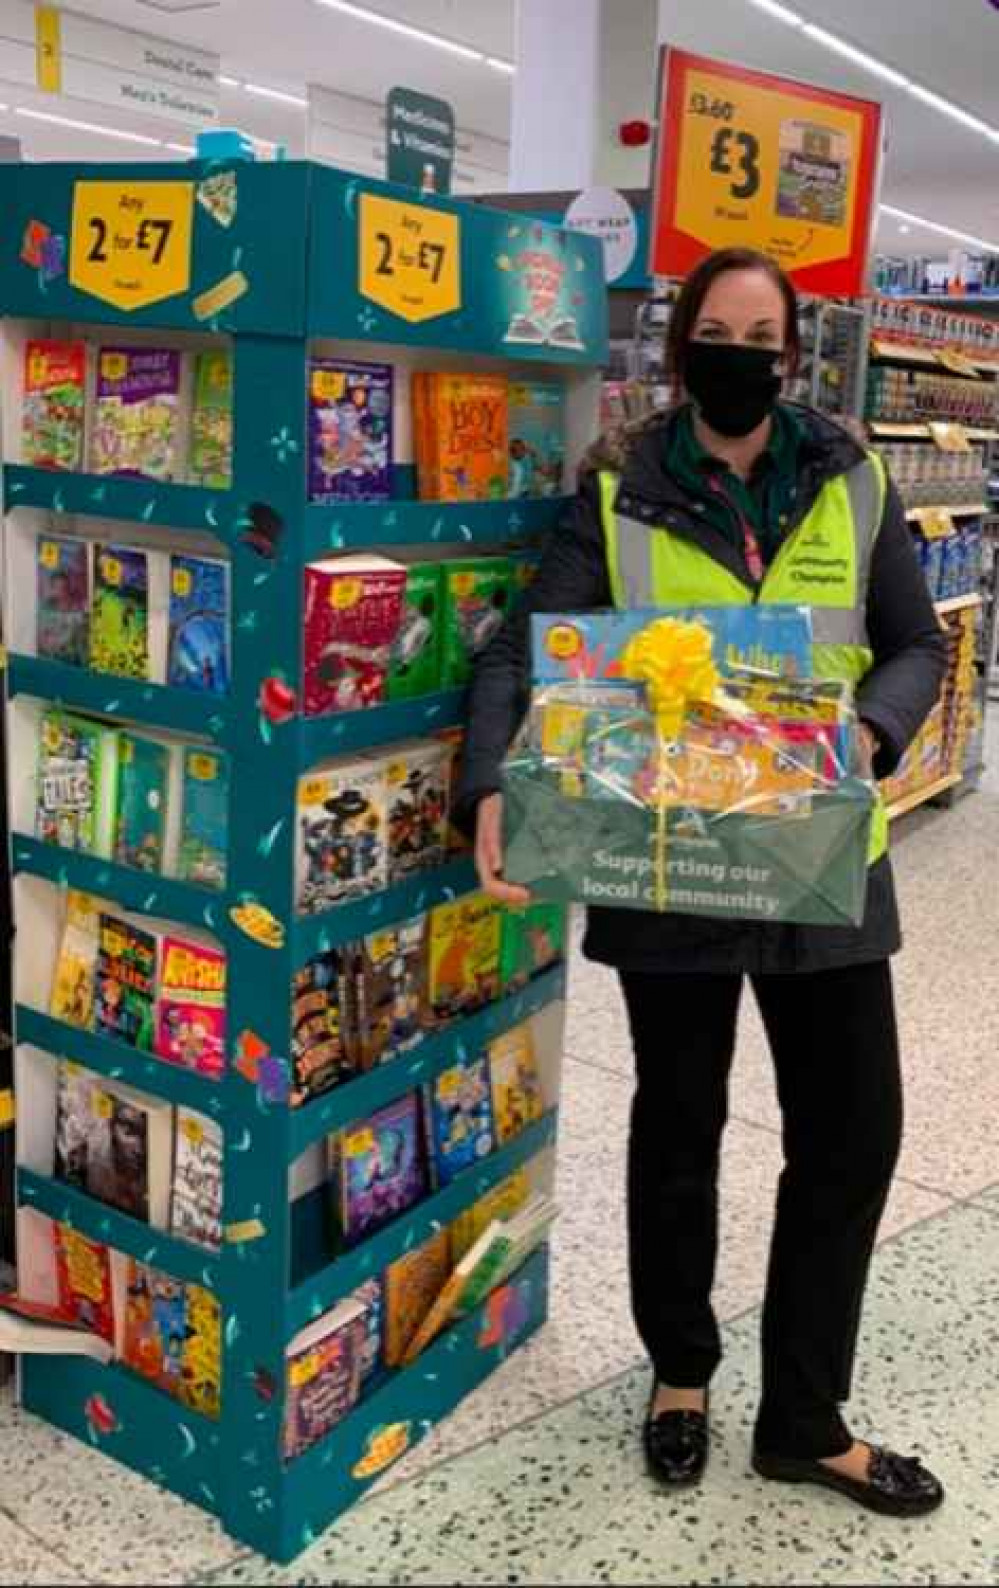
[
  {"xmin": 488, "ymin": 1025, "xmax": 544, "ymax": 1146},
  {"xmin": 420, "ymin": 374, "xmax": 508, "ymax": 503},
  {"xmin": 383, "ymin": 1227, "xmax": 451, "ymax": 1366},
  {"xmin": 450, "ymin": 1168, "xmax": 530, "ymax": 1264},
  {"xmin": 427, "ymin": 893, "xmax": 502, "ymax": 1023},
  {"xmin": 49, "ymin": 890, "xmax": 101, "ymax": 1029},
  {"xmin": 181, "ymin": 1282, "xmax": 221, "ymax": 1419}
]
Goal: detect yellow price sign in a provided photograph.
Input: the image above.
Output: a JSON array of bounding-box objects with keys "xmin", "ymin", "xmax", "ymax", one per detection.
[
  {"xmin": 70, "ymin": 180, "xmax": 194, "ymax": 312},
  {"xmin": 359, "ymin": 193, "xmax": 460, "ymax": 325},
  {"xmin": 915, "ymin": 508, "xmax": 955, "ymax": 541}
]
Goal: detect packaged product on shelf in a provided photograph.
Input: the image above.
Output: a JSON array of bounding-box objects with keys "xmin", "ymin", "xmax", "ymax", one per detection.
[
  {"xmin": 154, "ymin": 933, "xmax": 227, "ymax": 1078},
  {"xmin": 427, "ymin": 893, "xmax": 502, "ymax": 1022},
  {"xmin": 295, "ymin": 755, "xmax": 389, "ymax": 915},
  {"xmin": 351, "ymin": 913, "xmax": 428, "ymax": 1071},
  {"xmin": 112, "ymin": 732, "xmax": 169, "ymax": 873},
  {"xmin": 383, "ymin": 1227, "xmax": 451, "ymax": 1367},
  {"xmin": 450, "ymin": 1167, "xmax": 531, "ymax": 1264},
  {"xmin": 330, "ymin": 1091, "xmax": 427, "ymax": 1246},
  {"xmin": 291, "ymin": 945, "xmax": 357, "ymax": 1106},
  {"xmin": 488, "ymin": 1024, "xmax": 544, "ymax": 1145},
  {"xmin": 49, "ymin": 889, "xmax": 101, "ymax": 1029},
  {"xmin": 90, "ymin": 544, "xmax": 151, "ymax": 680},
  {"xmin": 413, "ymin": 373, "xmax": 509, "ymax": 501},
  {"xmin": 302, "ymin": 554, "xmax": 407, "ymax": 715},
  {"xmin": 54, "ymin": 1060, "xmax": 173, "ymax": 1226},
  {"xmin": 282, "ymin": 1297, "xmax": 367, "ymax": 1461},
  {"xmin": 499, "ymin": 900, "xmax": 566, "ymax": 991},
  {"xmin": 95, "ymin": 913, "xmax": 157, "ymax": 1050},
  {"xmin": 36, "ymin": 535, "xmax": 89, "ymax": 665},
  {"xmin": 386, "ymin": 562, "xmax": 443, "ymax": 700},
  {"xmin": 507, "ymin": 380, "xmax": 565, "ymax": 497},
  {"xmin": 424, "ymin": 1050, "xmax": 495, "ymax": 1188},
  {"xmin": 189, "ymin": 349, "xmax": 234, "ymax": 489},
  {"xmin": 178, "ymin": 747, "xmax": 229, "ymax": 891},
  {"xmin": 21, "ymin": 338, "xmax": 86, "ymax": 471},
  {"xmin": 36, "ymin": 708, "xmax": 118, "ymax": 855},
  {"xmin": 350, "ymin": 1276, "xmax": 385, "ymax": 1389},
  {"xmin": 54, "ymin": 1225, "xmax": 116, "ymax": 1344},
  {"xmin": 307, "ymin": 357, "xmax": 393, "ymax": 503},
  {"xmin": 440, "ymin": 557, "xmax": 513, "ymax": 687},
  {"xmin": 170, "ymin": 1108, "xmax": 223, "ymax": 1251},
  {"xmin": 167, "ymin": 554, "xmax": 230, "ymax": 695},
  {"xmin": 90, "ymin": 346, "xmax": 182, "ymax": 481},
  {"xmin": 385, "ymin": 737, "xmax": 453, "ymax": 880}
]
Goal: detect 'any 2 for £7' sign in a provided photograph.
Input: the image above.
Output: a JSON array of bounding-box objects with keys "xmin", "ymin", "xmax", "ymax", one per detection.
[
  {"xmin": 359, "ymin": 193, "xmax": 460, "ymax": 325},
  {"xmin": 69, "ymin": 180, "xmax": 194, "ymax": 312}
]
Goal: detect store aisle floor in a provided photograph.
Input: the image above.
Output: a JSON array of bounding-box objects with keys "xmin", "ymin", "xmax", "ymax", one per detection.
[{"xmin": 0, "ymin": 759, "xmax": 996, "ymax": 1586}]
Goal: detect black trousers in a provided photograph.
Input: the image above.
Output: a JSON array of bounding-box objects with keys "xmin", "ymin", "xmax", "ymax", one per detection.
[{"xmin": 620, "ymin": 960, "xmax": 903, "ymax": 1459}]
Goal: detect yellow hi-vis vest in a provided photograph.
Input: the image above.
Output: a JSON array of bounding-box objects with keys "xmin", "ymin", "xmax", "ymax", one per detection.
[{"xmin": 598, "ymin": 452, "xmax": 889, "ymax": 864}]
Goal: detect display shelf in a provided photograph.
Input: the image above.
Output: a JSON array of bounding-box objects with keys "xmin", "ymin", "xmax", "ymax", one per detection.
[
  {"xmin": 2, "ymin": 465, "xmax": 236, "ymax": 543},
  {"xmin": 7, "ymin": 654, "xmax": 231, "ymax": 743},
  {"xmin": 303, "ymin": 495, "xmax": 568, "ymax": 558},
  {"xmin": 11, "ymin": 836, "xmax": 222, "ymax": 935},
  {"xmin": 907, "ymin": 505, "xmax": 988, "ymax": 522},
  {"xmin": 18, "ymin": 1166, "xmax": 221, "ymax": 1291},
  {"xmin": 296, "ymin": 689, "xmax": 467, "ymax": 765},
  {"xmin": 291, "ymin": 856, "xmax": 479, "ymax": 960},
  {"xmin": 868, "ymin": 421, "xmax": 933, "ymax": 439},
  {"xmin": 886, "ymin": 772, "xmax": 962, "ymax": 821},
  {"xmin": 15, "ymin": 1005, "xmax": 222, "ymax": 1116},
  {"xmin": 935, "ymin": 594, "xmax": 983, "ymax": 615},
  {"xmin": 289, "ymin": 963, "xmax": 566, "ymax": 1158}
]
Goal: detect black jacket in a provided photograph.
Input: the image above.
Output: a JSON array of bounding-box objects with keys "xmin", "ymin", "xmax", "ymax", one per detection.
[{"xmin": 456, "ymin": 405, "xmax": 948, "ymax": 975}]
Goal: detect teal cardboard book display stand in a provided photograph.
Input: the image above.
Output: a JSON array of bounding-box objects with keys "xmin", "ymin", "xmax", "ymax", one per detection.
[{"xmin": 0, "ymin": 158, "xmax": 606, "ymax": 1563}]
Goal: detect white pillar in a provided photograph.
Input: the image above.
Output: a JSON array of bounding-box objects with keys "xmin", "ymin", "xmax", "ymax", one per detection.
[{"xmin": 593, "ymin": 0, "xmax": 659, "ymax": 188}]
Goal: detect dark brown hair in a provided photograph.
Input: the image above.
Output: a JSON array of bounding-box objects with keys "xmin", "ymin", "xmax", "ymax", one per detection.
[{"xmin": 666, "ymin": 248, "xmax": 801, "ymax": 390}]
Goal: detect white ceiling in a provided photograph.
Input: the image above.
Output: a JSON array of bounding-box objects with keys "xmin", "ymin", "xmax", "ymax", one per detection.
[{"xmin": 2, "ymin": 0, "xmax": 998, "ymax": 263}]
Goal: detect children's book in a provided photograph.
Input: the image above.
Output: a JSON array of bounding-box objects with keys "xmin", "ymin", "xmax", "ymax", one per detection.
[
  {"xmin": 90, "ymin": 544, "xmax": 150, "ymax": 680},
  {"xmin": 488, "ymin": 1025, "xmax": 544, "ymax": 1145},
  {"xmin": 36, "ymin": 709, "xmax": 117, "ymax": 855},
  {"xmin": 499, "ymin": 901, "xmax": 566, "ymax": 991},
  {"xmin": 440, "ymin": 558, "xmax": 513, "ymax": 688},
  {"xmin": 386, "ymin": 563, "xmax": 442, "ymax": 701},
  {"xmin": 49, "ymin": 890, "xmax": 101, "ymax": 1029},
  {"xmin": 383, "ymin": 1228, "xmax": 451, "ymax": 1367},
  {"xmin": 385, "ymin": 738, "xmax": 453, "ymax": 881},
  {"xmin": 181, "ymin": 1282, "xmax": 221, "ymax": 1418},
  {"xmin": 351, "ymin": 914, "xmax": 427, "ymax": 1072},
  {"xmin": 91, "ymin": 347, "xmax": 182, "ymax": 481},
  {"xmin": 21, "ymin": 339, "xmax": 86, "ymax": 471},
  {"xmin": 154, "ymin": 934, "xmax": 227, "ymax": 1078},
  {"xmin": 331, "ymin": 1092, "xmax": 426, "ymax": 1246},
  {"xmin": 295, "ymin": 755, "xmax": 389, "ymax": 916},
  {"xmin": 435, "ymin": 724, "xmax": 471, "ymax": 855},
  {"xmin": 291, "ymin": 946, "xmax": 357, "ymax": 1106},
  {"xmin": 283, "ymin": 1297, "xmax": 366, "ymax": 1461},
  {"xmin": 397, "ymin": 1221, "xmax": 500, "ymax": 1366},
  {"xmin": 427, "ymin": 893, "xmax": 503, "ymax": 1023},
  {"xmin": 302, "ymin": 555, "xmax": 406, "ymax": 716},
  {"xmin": 54, "ymin": 1225, "xmax": 116, "ymax": 1344},
  {"xmin": 167, "ymin": 554, "xmax": 230, "ymax": 695},
  {"xmin": 36, "ymin": 536, "xmax": 89, "ymax": 665},
  {"xmin": 170, "ymin": 1108, "xmax": 223, "ymax": 1251},
  {"xmin": 189, "ymin": 350, "xmax": 233, "ymax": 489},
  {"xmin": 424, "ymin": 1051, "xmax": 495, "ymax": 1188},
  {"xmin": 121, "ymin": 1260, "xmax": 188, "ymax": 1395},
  {"xmin": 450, "ymin": 1168, "xmax": 530, "ymax": 1264},
  {"xmin": 350, "ymin": 1276, "xmax": 384, "ymax": 1389},
  {"xmin": 307, "ymin": 358, "xmax": 393, "ymax": 503},
  {"xmin": 54, "ymin": 1060, "xmax": 173, "ymax": 1226},
  {"xmin": 508, "ymin": 381, "xmax": 565, "ymax": 498},
  {"xmin": 414, "ymin": 373, "xmax": 509, "ymax": 502},
  {"xmin": 112, "ymin": 732, "xmax": 168, "ymax": 873},
  {"xmin": 178, "ymin": 748, "xmax": 228, "ymax": 891},
  {"xmin": 94, "ymin": 913, "xmax": 157, "ymax": 1051}
]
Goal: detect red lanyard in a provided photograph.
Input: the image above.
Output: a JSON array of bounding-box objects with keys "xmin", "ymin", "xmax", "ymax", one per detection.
[{"xmin": 707, "ymin": 478, "xmax": 764, "ymax": 585}]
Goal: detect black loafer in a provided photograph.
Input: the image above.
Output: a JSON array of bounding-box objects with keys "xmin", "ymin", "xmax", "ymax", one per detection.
[
  {"xmin": 752, "ymin": 1444, "xmax": 944, "ymax": 1517},
  {"xmin": 643, "ymin": 1392, "xmax": 709, "ymax": 1488}
]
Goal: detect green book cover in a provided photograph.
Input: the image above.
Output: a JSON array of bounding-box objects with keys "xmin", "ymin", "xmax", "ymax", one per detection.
[
  {"xmin": 113, "ymin": 733, "xmax": 169, "ymax": 873},
  {"xmin": 36, "ymin": 709, "xmax": 117, "ymax": 855},
  {"xmin": 440, "ymin": 557, "xmax": 512, "ymax": 688},
  {"xmin": 499, "ymin": 901, "xmax": 567, "ymax": 991},
  {"xmin": 387, "ymin": 563, "xmax": 443, "ymax": 700},
  {"xmin": 189, "ymin": 350, "xmax": 233, "ymax": 490},
  {"xmin": 178, "ymin": 747, "xmax": 228, "ymax": 890}
]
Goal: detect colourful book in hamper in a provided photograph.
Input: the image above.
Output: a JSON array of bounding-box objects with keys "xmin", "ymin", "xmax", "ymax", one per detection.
[
  {"xmin": 351, "ymin": 914, "xmax": 428, "ymax": 1072},
  {"xmin": 283, "ymin": 1297, "xmax": 366, "ymax": 1461},
  {"xmin": 424, "ymin": 1051, "xmax": 495, "ymax": 1188},
  {"xmin": 21, "ymin": 338, "xmax": 86, "ymax": 471},
  {"xmin": 440, "ymin": 558, "xmax": 513, "ymax": 688},
  {"xmin": 170, "ymin": 1108, "xmax": 223, "ymax": 1251},
  {"xmin": 427, "ymin": 893, "xmax": 503, "ymax": 1023},
  {"xmin": 90, "ymin": 544, "xmax": 150, "ymax": 680},
  {"xmin": 112, "ymin": 732, "xmax": 169, "ymax": 873},
  {"xmin": 450, "ymin": 1167, "xmax": 530, "ymax": 1263},
  {"xmin": 49, "ymin": 890, "xmax": 101, "ymax": 1029},
  {"xmin": 386, "ymin": 563, "xmax": 442, "ymax": 701},
  {"xmin": 94, "ymin": 913, "xmax": 156, "ymax": 1050},
  {"xmin": 54, "ymin": 1060, "xmax": 172, "ymax": 1226},
  {"xmin": 155, "ymin": 934, "xmax": 227, "ymax": 1078},
  {"xmin": 167, "ymin": 554, "xmax": 230, "ymax": 696},
  {"xmin": 54, "ymin": 1225, "xmax": 116, "ymax": 1345},
  {"xmin": 295, "ymin": 756, "xmax": 388, "ymax": 916},
  {"xmin": 291, "ymin": 946, "xmax": 357, "ymax": 1107},
  {"xmin": 91, "ymin": 346, "xmax": 182, "ymax": 481},
  {"xmin": 385, "ymin": 738, "xmax": 453, "ymax": 881},
  {"xmin": 330, "ymin": 1092, "xmax": 426, "ymax": 1246},
  {"xmin": 302, "ymin": 555, "xmax": 406, "ymax": 716},
  {"xmin": 35, "ymin": 709, "xmax": 117, "ymax": 855},
  {"xmin": 414, "ymin": 373, "xmax": 509, "ymax": 501},
  {"xmin": 307, "ymin": 357, "xmax": 393, "ymax": 503},
  {"xmin": 383, "ymin": 1227, "xmax": 451, "ymax": 1367},
  {"xmin": 178, "ymin": 747, "xmax": 228, "ymax": 891},
  {"xmin": 189, "ymin": 349, "xmax": 233, "ymax": 489},
  {"xmin": 499, "ymin": 901, "xmax": 566, "ymax": 991},
  {"xmin": 508, "ymin": 380, "xmax": 565, "ymax": 498},
  {"xmin": 488, "ymin": 1025, "xmax": 544, "ymax": 1145},
  {"xmin": 36, "ymin": 535, "xmax": 89, "ymax": 665}
]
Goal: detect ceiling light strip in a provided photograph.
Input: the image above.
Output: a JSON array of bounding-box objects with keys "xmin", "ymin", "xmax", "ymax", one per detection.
[
  {"xmin": 13, "ymin": 106, "xmax": 164, "ymax": 146},
  {"xmin": 311, "ymin": 0, "xmax": 513, "ymax": 68},
  {"xmin": 880, "ymin": 203, "xmax": 999, "ymax": 255}
]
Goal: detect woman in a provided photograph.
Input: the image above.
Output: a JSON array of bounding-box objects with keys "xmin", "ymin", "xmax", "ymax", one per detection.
[{"xmin": 457, "ymin": 248, "xmax": 948, "ymax": 1516}]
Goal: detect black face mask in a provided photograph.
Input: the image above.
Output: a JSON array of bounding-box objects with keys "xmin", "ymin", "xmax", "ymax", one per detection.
[{"xmin": 683, "ymin": 341, "xmax": 783, "ymax": 438}]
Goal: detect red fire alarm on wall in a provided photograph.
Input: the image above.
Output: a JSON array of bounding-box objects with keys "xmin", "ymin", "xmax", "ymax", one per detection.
[{"xmin": 619, "ymin": 119, "xmax": 652, "ymax": 147}]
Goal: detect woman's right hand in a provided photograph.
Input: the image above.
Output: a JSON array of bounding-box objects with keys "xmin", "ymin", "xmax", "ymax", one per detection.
[{"xmin": 474, "ymin": 792, "xmax": 531, "ymax": 907}]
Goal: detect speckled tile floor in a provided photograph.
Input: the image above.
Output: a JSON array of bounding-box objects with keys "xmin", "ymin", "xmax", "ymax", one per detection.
[{"xmin": 0, "ymin": 766, "xmax": 996, "ymax": 1585}]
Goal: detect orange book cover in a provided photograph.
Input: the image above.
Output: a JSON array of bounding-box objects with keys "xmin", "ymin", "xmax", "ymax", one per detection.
[
  {"xmin": 412, "ymin": 372, "xmax": 437, "ymax": 500},
  {"xmin": 383, "ymin": 1227, "xmax": 451, "ymax": 1365},
  {"xmin": 420, "ymin": 374, "xmax": 509, "ymax": 502}
]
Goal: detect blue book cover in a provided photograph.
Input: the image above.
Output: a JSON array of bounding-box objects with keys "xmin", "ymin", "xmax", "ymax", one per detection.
[
  {"xmin": 508, "ymin": 381, "xmax": 565, "ymax": 498},
  {"xmin": 178, "ymin": 747, "xmax": 228, "ymax": 890},
  {"xmin": 424, "ymin": 1051, "xmax": 495, "ymax": 1189},
  {"xmin": 167, "ymin": 555, "xmax": 230, "ymax": 695},
  {"xmin": 531, "ymin": 606, "xmax": 813, "ymax": 688}
]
